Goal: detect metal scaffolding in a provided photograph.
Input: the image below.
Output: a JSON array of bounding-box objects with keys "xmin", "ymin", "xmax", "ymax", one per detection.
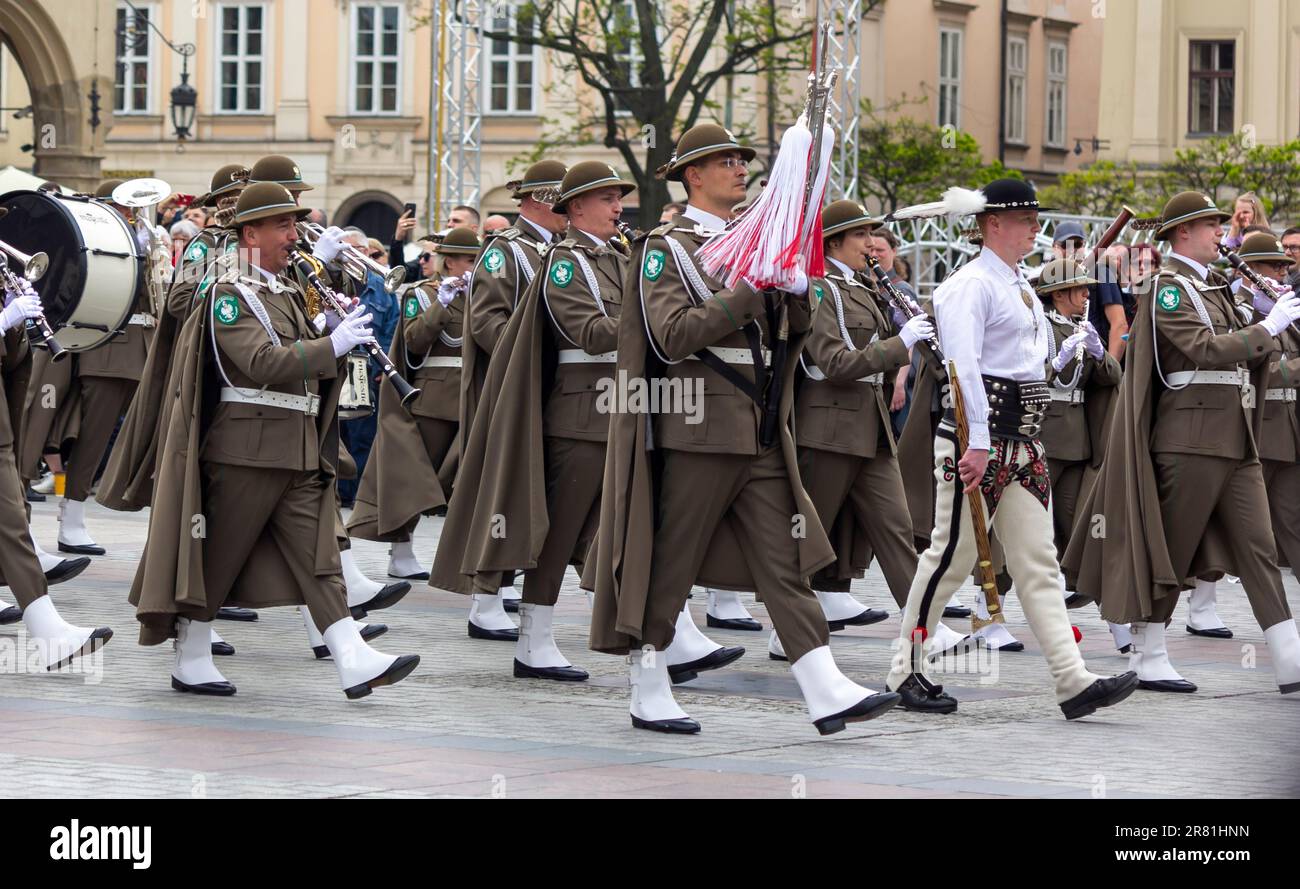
[
  {"xmin": 426, "ymin": 0, "xmax": 483, "ymax": 231},
  {"xmin": 819, "ymin": 0, "xmax": 861, "ymax": 202}
]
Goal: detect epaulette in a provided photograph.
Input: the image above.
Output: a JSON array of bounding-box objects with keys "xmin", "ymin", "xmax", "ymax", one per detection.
[
  {"xmin": 495, "ymin": 226, "xmax": 522, "ymax": 241},
  {"xmin": 647, "ymin": 221, "xmax": 675, "ymax": 238}
]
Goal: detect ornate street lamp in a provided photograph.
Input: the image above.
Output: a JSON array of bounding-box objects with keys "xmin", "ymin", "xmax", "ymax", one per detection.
[{"xmin": 120, "ymin": 0, "xmax": 198, "ymax": 145}]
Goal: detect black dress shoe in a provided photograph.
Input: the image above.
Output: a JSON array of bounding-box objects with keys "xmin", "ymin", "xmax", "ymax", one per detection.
[
  {"xmin": 827, "ymin": 607, "xmax": 889, "ymax": 632},
  {"xmin": 1136, "ymin": 677, "xmax": 1197, "ymax": 693},
  {"xmin": 348, "ymin": 582, "xmax": 411, "ymax": 619},
  {"xmin": 47, "ymin": 627, "xmax": 113, "ymax": 671},
  {"xmin": 942, "ymin": 604, "xmax": 971, "ymax": 619},
  {"xmin": 0, "ymin": 605, "xmax": 22, "ymax": 625},
  {"xmin": 211, "ymin": 640, "xmax": 235, "ymax": 657},
  {"xmin": 216, "ymin": 607, "xmax": 258, "ymax": 622},
  {"xmin": 467, "ymin": 621, "xmax": 519, "ymax": 642},
  {"xmin": 1117, "ymin": 644, "xmax": 1132, "ymax": 654},
  {"xmin": 513, "ymin": 659, "xmax": 589, "ymax": 681},
  {"xmin": 1063, "ymin": 592, "xmax": 1092, "ymax": 609},
  {"xmin": 57, "ymin": 541, "xmax": 105, "ymax": 556},
  {"xmin": 388, "ymin": 569, "xmax": 430, "ymax": 581},
  {"xmin": 1061, "ymin": 671, "xmax": 1140, "ymax": 720},
  {"xmin": 815, "ymin": 691, "xmax": 901, "ymax": 735},
  {"xmin": 44, "ymin": 557, "xmax": 91, "ymax": 585},
  {"xmin": 360, "ymin": 623, "xmax": 388, "ymax": 643},
  {"xmin": 706, "ymin": 613, "xmax": 764, "ymax": 631},
  {"xmin": 502, "ymin": 598, "xmax": 520, "ymax": 613},
  {"xmin": 631, "ymin": 714, "xmax": 701, "ymax": 734},
  {"xmin": 668, "ymin": 645, "xmax": 745, "ymax": 683},
  {"xmin": 344, "ymin": 653, "xmax": 420, "ymax": 699},
  {"xmin": 26, "ymin": 486, "xmax": 45, "ymax": 502},
  {"xmin": 895, "ymin": 673, "xmax": 958, "ymax": 714},
  {"xmin": 1186, "ymin": 624, "xmax": 1233, "ymax": 639},
  {"xmin": 171, "ymin": 675, "xmax": 237, "ymax": 696}
]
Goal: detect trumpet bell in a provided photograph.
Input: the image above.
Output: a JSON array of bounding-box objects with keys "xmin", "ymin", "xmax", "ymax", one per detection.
[
  {"xmin": 383, "ymin": 264, "xmax": 406, "ymax": 292},
  {"xmin": 25, "ymin": 251, "xmax": 48, "ymax": 281},
  {"xmin": 111, "ymin": 177, "xmax": 172, "ymax": 208}
]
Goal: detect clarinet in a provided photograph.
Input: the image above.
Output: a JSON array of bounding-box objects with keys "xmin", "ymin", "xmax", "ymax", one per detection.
[
  {"xmin": 290, "ymin": 251, "xmax": 420, "ymax": 407},
  {"xmin": 1219, "ymin": 244, "xmax": 1300, "ymax": 338},
  {"xmin": 866, "ymin": 255, "xmax": 943, "ymax": 364},
  {"xmin": 0, "ymin": 261, "xmax": 66, "ymax": 362}
]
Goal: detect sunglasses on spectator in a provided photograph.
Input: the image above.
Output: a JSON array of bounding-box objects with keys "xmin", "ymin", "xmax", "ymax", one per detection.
[
  {"xmin": 419, "ymin": 252, "xmax": 434, "ymax": 262},
  {"xmin": 369, "ymin": 251, "xmax": 386, "ymax": 260}
]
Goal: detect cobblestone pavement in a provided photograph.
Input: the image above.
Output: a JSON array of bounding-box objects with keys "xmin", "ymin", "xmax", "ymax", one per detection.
[{"xmin": 2, "ymin": 499, "xmax": 1297, "ymax": 798}]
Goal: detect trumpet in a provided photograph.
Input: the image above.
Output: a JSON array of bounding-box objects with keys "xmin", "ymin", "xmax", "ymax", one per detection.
[
  {"xmin": 0, "ymin": 238, "xmax": 66, "ymax": 362},
  {"xmin": 297, "ymin": 222, "xmax": 406, "ymax": 293},
  {"xmin": 290, "ymin": 250, "xmax": 420, "ymax": 408}
]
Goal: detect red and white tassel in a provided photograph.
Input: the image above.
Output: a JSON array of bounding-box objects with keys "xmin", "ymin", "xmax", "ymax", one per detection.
[{"xmin": 698, "ymin": 119, "xmax": 834, "ymax": 291}]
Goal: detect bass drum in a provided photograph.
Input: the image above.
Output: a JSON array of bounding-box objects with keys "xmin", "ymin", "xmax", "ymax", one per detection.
[{"xmin": 0, "ymin": 189, "xmax": 141, "ymax": 351}]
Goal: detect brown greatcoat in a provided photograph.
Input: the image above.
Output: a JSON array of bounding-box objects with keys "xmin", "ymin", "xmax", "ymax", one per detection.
[
  {"xmin": 0, "ymin": 325, "xmax": 34, "ymax": 589},
  {"xmin": 1062, "ymin": 256, "xmax": 1276, "ymax": 621},
  {"xmin": 98, "ymin": 228, "xmax": 231, "ymax": 511},
  {"xmin": 346, "ymin": 279, "xmax": 456, "ymax": 541},
  {"xmin": 457, "ymin": 222, "xmax": 549, "ymax": 475},
  {"xmin": 128, "ymin": 271, "xmax": 344, "ymax": 644},
  {"xmin": 581, "ymin": 216, "xmax": 835, "ymax": 654}
]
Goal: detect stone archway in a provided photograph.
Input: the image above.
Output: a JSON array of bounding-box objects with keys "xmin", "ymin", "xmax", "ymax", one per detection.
[
  {"xmin": 335, "ymin": 189, "xmax": 404, "ymax": 241},
  {"xmin": 0, "ymin": 0, "xmax": 107, "ymax": 191}
]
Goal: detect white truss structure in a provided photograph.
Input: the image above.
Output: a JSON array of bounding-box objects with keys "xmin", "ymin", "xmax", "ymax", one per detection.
[
  {"xmin": 426, "ymin": 0, "xmax": 483, "ymax": 230},
  {"xmin": 819, "ymin": 0, "xmax": 861, "ymax": 202}
]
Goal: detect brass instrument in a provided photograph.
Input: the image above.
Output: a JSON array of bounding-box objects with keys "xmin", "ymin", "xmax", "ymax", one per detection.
[
  {"xmin": 0, "ymin": 238, "xmax": 65, "ymax": 361},
  {"xmin": 297, "ymin": 222, "xmax": 405, "ymax": 293},
  {"xmin": 112, "ymin": 178, "xmax": 175, "ymax": 317},
  {"xmin": 290, "ymin": 250, "xmax": 419, "ymax": 407}
]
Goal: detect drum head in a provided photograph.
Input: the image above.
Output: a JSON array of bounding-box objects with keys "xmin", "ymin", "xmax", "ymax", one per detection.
[{"xmin": 0, "ymin": 190, "xmax": 88, "ymax": 327}]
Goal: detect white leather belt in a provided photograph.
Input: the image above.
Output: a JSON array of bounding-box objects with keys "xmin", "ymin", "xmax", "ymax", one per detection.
[
  {"xmin": 420, "ymin": 356, "xmax": 462, "ymax": 368},
  {"xmin": 804, "ymin": 365, "xmax": 883, "ymax": 385},
  {"xmin": 1165, "ymin": 369, "xmax": 1249, "ymax": 387},
  {"xmin": 1049, "ymin": 389, "xmax": 1086, "ymax": 404},
  {"xmin": 128, "ymin": 313, "xmax": 156, "ymax": 328},
  {"xmin": 557, "ymin": 349, "xmax": 617, "ymax": 364},
  {"xmin": 685, "ymin": 346, "xmax": 771, "ymax": 366},
  {"xmin": 220, "ymin": 387, "xmax": 320, "ymax": 416},
  {"xmin": 1266, "ymin": 388, "xmax": 1298, "ymax": 403}
]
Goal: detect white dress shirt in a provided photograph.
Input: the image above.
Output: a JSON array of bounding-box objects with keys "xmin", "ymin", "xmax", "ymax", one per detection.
[
  {"xmin": 1167, "ymin": 251, "xmax": 1209, "ymax": 280},
  {"xmin": 933, "ymin": 248, "xmax": 1049, "ymax": 450},
  {"xmin": 576, "ymin": 228, "xmax": 607, "ymax": 248},
  {"xmin": 520, "ymin": 216, "xmax": 554, "ymax": 244},
  {"xmin": 827, "ymin": 257, "xmax": 856, "ymax": 279},
  {"xmin": 683, "ymin": 204, "xmax": 728, "ymax": 233}
]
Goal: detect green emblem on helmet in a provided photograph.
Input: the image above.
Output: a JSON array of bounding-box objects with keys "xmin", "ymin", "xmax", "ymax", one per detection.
[{"xmin": 644, "ymin": 248, "xmax": 665, "ymax": 281}]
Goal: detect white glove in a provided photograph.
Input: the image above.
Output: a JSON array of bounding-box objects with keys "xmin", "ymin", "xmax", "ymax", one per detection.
[
  {"xmin": 1262, "ymin": 291, "xmax": 1300, "ymax": 337},
  {"xmin": 330, "ymin": 305, "xmax": 373, "ymax": 358},
  {"xmin": 1080, "ymin": 320, "xmax": 1104, "ymax": 359},
  {"xmin": 311, "ymin": 225, "xmax": 347, "ymax": 264},
  {"xmin": 898, "ymin": 315, "xmax": 934, "ymax": 350},
  {"xmin": 0, "ymin": 286, "xmax": 42, "ymax": 333},
  {"xmin": 436, "ymin": 277, "xmax": 463, "ymax": 307},
  {"xmin": 1052, "ymin": 332, "xmax": 1088, "ymax": 372},
  {"xmin": 786, "ymin": 268, "xmax": 809, "ymax": 297}
]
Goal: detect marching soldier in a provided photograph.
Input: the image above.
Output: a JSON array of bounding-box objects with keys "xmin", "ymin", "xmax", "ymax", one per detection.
[
  {"xmin": 1064, "ymin": 192, "xmax": 1300, "ymax": 695},
  {"xmin": 784, "ymin": 200, "xmax": 968, "ymax": 690},
  {"xmin": 1034, "ymin": 258, "xmax": 1131, "ymax": 652},
  {"xmin": 431, "ymin": 161, "xmax": 636, "ymax": 681},
  {"xmin": 585, "ymin": 124, "xmax": 900, "ymax": 734},
  {"xmin": 347, "ymin": 228, "xmax": 480, "ymax": 585},
  {"xmin": 887, "ymin": 178, "xmax": 1138, "ymax": 719},
  {"xmin": 0, "ymin": 234, "xmax": 113, "ymax": 668},
  {"xmin": 452, "ymin": 160, "xmax": 568, "ymax": 612},
  {"xmin": 128, "ymin": 182, "xmax": 419, "ymax": 699}
]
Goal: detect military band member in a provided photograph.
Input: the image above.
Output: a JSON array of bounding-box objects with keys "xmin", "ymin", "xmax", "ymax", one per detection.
[
  {"xmin": 1034, "ymin": 259, "xmax": 1131, "ymax": 653},
  {"xmin": 0, "ymin": 245, "xmax": 112, "ymax": 667},
  {"xmin": 786, "ymin": 200, "xmax": 968, "ymax": 688},
  {"xmin": 128, "ymin": 182, "xmax": 419, "ymax": 699},
  {"xmin": 454, "ymin": 160, "xmax": 568, "ymax": 610},
  {"xmin": 1064, "ymin": 192, "xmax": 1300, "ymax": 695},
  {"xmin": 346, "ymin": 229, "xmax": 479, "ymax": 587},
  {"xmin": 888, "ymin": 178, "xmax": 1139, "ymax": 719},
  {"xmin": 586, "ymin": 124, "xmax": 900, "ymax": 734}
]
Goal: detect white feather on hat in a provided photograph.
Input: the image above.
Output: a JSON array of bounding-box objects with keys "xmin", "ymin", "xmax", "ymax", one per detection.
[{"xmin": 886, "ymin": 186, "xmax": 988, "ymax": 221}]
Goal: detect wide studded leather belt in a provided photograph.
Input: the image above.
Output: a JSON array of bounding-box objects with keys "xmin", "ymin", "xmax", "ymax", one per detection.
[{"xmin": 944, "ymin": 375, "xmax": 1050, "ymax": 442}]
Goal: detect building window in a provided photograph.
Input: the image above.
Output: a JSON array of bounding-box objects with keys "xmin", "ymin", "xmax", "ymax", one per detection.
[
  {"xmin": 938, "ymin": 27, "xmax": 962, "ymax": 129},
  {"xmin": 352, "ymin": 3, "xmax": 401, "ymax": 114},
  {"xmin": 1189, "ymin": 40, "xmax": 1234, "ymax": 134},
  {"xmin": 114, "ymin": 1, "xmax": 153, "ymax": 114},
  {"xmin": 216, "ymin": 3, "xmax": 265, "ymax": 113},
  {"xmin": 485, "ymin": 1, "xmax": 537, "ymax": 114},
  {"xmin": 1004, "ymin": 35, "xmax": 1027, "ymax": 144},
  {"xmin": 611, "ymin": 1, "xmax": 640, "ymax": 115},
  {"xmin": 1045, "ymin": 41, "xmax": 1067, "ymax": 148}
]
